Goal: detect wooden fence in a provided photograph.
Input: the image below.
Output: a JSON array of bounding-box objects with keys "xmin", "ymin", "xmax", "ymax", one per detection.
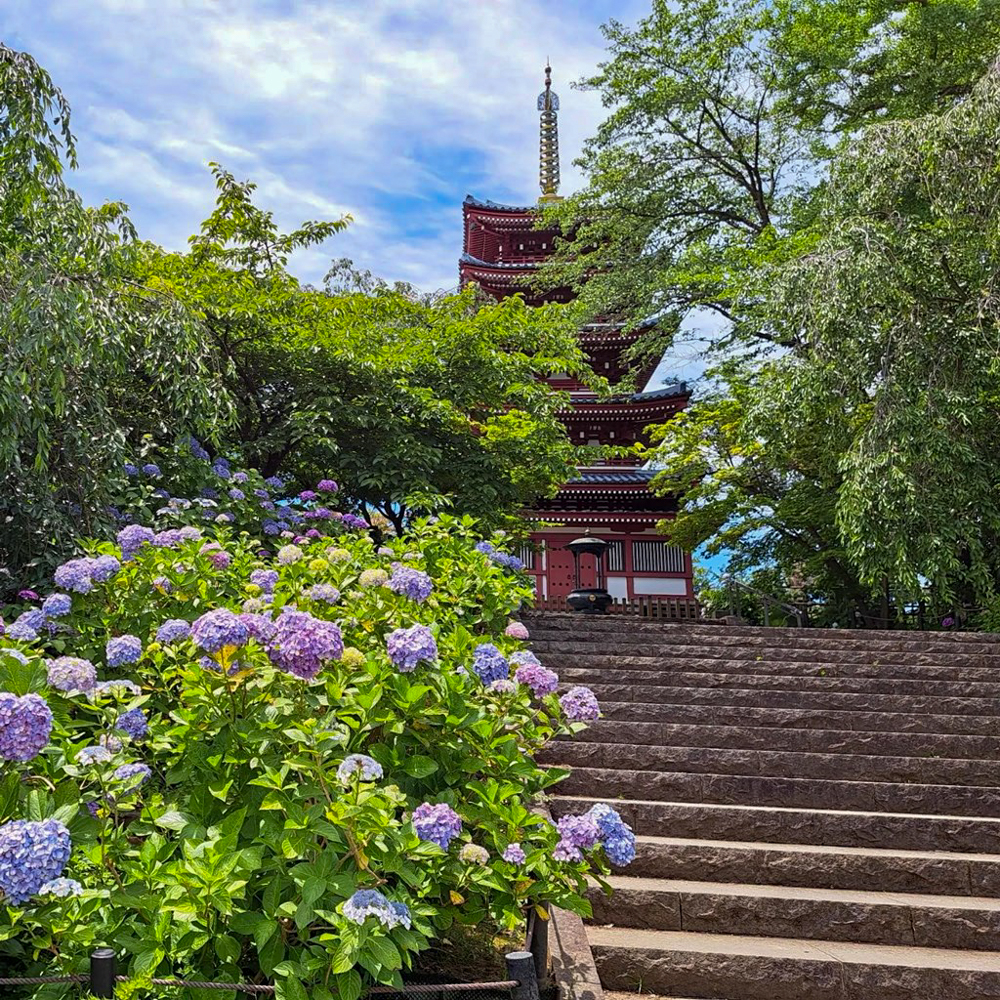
[{"xmin": 531, "ymin": 595, "xmax": 701, "ymax": 621}]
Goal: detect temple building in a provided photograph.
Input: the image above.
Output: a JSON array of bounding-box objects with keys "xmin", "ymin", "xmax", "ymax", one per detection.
[{"xmin": 459, "ymin": 66, "xmax": 694, "ymax": 604}]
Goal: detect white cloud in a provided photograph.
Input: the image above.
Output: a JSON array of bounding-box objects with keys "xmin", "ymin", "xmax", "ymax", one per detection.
[{"xmin": 2, "ymin": 0, "xmax": 652, "ymax": 289}]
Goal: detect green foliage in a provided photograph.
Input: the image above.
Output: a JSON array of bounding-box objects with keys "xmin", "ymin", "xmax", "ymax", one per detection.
[{"xmin": 0, "ymin": 516, "xmax": 612, "ymax": 991}]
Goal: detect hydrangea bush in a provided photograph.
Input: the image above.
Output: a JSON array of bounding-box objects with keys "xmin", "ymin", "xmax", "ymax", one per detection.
[{"xmin": 0, "ymin": 513, "xmax": 631, "ymax": 996}]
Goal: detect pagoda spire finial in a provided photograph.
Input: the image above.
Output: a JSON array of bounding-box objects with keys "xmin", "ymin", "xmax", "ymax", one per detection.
[{"xmin": 537, "ymin": 62, "xmax": 562, "ymax": 203}]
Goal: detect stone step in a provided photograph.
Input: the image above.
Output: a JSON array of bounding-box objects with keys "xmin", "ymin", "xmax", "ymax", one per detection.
[
  {"xmin": 628, "ymin": 835, "xmax": 1000, "ymax": 897},
  {"xmin": 589, "ymin": 875, "xmax": 1000, "ymax": 950},
  {"xmin": 555, "ymin": 766, "xmax": 1000, "ymax": 817},
  {"xmin": 551, "ymin": 795, "xmax": 1000, "ymax": 852},
  {"xmin": 587, "ymin": 925, "xmax": 1000, "ymax": 1000},
  {"xmin": 581, "ymin": 682, "xmax": 1000, "ymax": 717},
  {"xmin": 571, "ymin": 719, "xmax": 1000, "ymax": 760},
  {"xmin": 530, "ymin": 637, "xmax": 1000, "ymax": 667},
  {"xmin": 551, "ymin": 656, "xmax": 1000, "ymax": 686},
  {"xmin": 597, "ymin": 699, "xmax": 1000, "ymax": 736},
  {"xmin": 541, "ymin": 741, "xmax": 998, "ymax": 787}
]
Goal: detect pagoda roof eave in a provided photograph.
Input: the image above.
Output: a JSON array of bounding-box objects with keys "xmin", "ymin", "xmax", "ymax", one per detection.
[{"xmin": 464, "ymin": 194, "xmax": 535, "ymax": 213}]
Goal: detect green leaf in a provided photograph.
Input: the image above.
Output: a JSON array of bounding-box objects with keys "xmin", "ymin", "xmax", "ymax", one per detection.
[
  {"xmin": 335, "ymin": 969, "xmax": 363, "ymax": 1000},
  {"xmin": 402, "ymin": 755, "xmax": 438, "ymax": 778},
  {"xmin": 275, "ymin": 975, "xmax": 308, "ymax": 1000},
  {"xmin": 366, "ymin": 936, "xmax": 402, "ymax": 971}
]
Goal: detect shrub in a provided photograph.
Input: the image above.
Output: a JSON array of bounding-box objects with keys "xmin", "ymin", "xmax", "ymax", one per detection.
[{"xmin": 0, "ymin": 514, "xmax": 629, "ymax": 996}]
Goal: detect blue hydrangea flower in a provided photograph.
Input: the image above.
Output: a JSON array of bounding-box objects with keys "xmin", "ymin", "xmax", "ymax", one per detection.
[
  {"xmin": 503, "ymin": 843, "xmax": 526, "ymax": 864},
  {"xmin": 191, "ymin": 609, "xmax": 249, "ymax": 654},
  {"xmin": 39, "ymin": 877, "xmax": 83, "ymax": 898},
  {"xmin": 337, "ymin": 754, "xmax": 383, "ymax": 784},
  {"xmin": 264, "ymin": 476, "xmax": 284, "ymax": 490},
  {"xmin": 559, "ymin": 686, "xmax": 600, "ymax": 722},
  {"xmin": 387, "ymin": 564, "xmax": 433, "ymax": 602},
  {"xmin": 412, "ymin": 802, "xmax": 462, "ymax": 850},
  {"xmin": 41, "ymin": 593, "xmax": 72, "ymax": 618},
  {"xmin": 0, "ymin": 693, "xmax": 52, "ymax": 761},
  {"xmin": 142, "ymin": 463, "xmax": 161, "ymax": 477},
  {"xmin": 588, "ymin": 803, "xmax": 636, "ymax": 867},
  {"xmin": 90, "ymin": 555, "xmax": 121, "ymax": 583},
  {"xmin": 123, "ymin": 463, "xmax": 139, "ymax": 476},
  {"xmin": 77, "ymin": 745, "xmax": 113, "ymax": 765},
  {"xmin": 113, "ymin": 763, "xmax": 152, "ymax": 786},
  {"xmin": 471, "ymin": 644, "xmax": 509, "ymax": 685},
  {"xmin": 116, "ymin": 708, "xmax": 148, "ymax": 740},
  {"xmin": 386, "ymin": 625, "xmax": 437, "ymax": 673},
  {"xmin": 262, "ymin": 519, "xmax": 281, "ymax": 535},
  {"xmin": 229, "ymin": 488, "xmax": 245, "ymax": 501},
  {"xmin": 232, "ymin": 471, "xmax": 249, "ymax": 483},
  {"xmin": 254, "ymin": 489, "xmax": 269, "ymax": 500},
  {"xmin": 46, "ymin": 657, "xmax": 97, "ymax": 694},
  {"xmin": 117, "ymin": 525, "xmax": 155, "ymax": 560},
  {"xmin": 8, "ymin": 610, "xmax": 44, "ymax": 641},
  {"xmin": 0, "ymin": 819, "xmax": 72, "ymax": 904},
  {"xmin": 212, "ymin": 458, "xmax": 231, "ymax": 479},
  {"xmin": 474, "ymin": 541, "xmax": 495, "ymax": 555},
  {"xmin": 267, "ymin": 610, "xmax": 343, "ymax": 680},
  {"xmin": 189, "ymin": 437, "xmax": 210, "ymax": 460},
  {"xmin": 305, "ymin": 583, "xmax": 340, "ymax": 604},
  {"xmin": 342, "ymin": 889, "xmax": 411, "ymax": 929},
  {"xmin": 106, "ymin": 635, "xmax": 143, "ymax": 667},
  {"xmin": 156, "ymin": 619, "xmax": 191, "ymax": 644},
  {"xmin": 53, "ymin": 558, "xmax": 94, "ymax": 593}
]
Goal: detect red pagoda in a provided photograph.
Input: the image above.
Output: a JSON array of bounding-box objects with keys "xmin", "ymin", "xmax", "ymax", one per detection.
[{"xmin": 459, "ymin": 66, "xmax": 694, "ymax": 604}]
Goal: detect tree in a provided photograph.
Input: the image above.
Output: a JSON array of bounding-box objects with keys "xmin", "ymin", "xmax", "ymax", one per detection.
[
  {"xmin": 139, "ymin": 170, "xmax": 589, "ymax": 535},
  {"xmin": 0, "ymin": 45, "xmax": 229, "ymax": 584}
]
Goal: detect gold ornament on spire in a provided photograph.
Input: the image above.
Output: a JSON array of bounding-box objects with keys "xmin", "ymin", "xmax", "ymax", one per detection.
[{"xmin": 538, "ymin": 63, "xmax": 562, "ymax": 203}]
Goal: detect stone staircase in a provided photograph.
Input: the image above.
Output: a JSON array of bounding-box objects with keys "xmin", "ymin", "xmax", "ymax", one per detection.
[{"xmin": 528, "ymin": 613, "xmax": 1000, "ymax": 1000}]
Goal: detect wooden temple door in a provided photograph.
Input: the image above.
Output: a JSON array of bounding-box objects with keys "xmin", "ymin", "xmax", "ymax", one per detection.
[{"xmin": 546, "ymin": 543, "xmax": 598, "ymax": 599}]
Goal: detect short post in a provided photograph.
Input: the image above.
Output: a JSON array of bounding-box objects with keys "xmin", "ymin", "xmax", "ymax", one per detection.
[
  {"xmin": 90, "ymin": 948, "xmax": 116, "ymax": 998},
  {"xmin": 506, "ymin": 950, "xmax": 540, "ymax": 1000},
  {"xmin": 530, "ymin": 910, "xmax": 549, "ymax": 985}
]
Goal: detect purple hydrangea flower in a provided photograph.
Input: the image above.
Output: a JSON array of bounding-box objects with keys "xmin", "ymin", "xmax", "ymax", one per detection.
[
  {"xmin": 387, "ymin": 564, "xmax": 433, "ymax": 602},
  {"xmin": 142, "ymin": 463, "xmax": 161, "ymax": 477},
  {"xmin": 553, "ymin": 813, "xmax": 602, "ymax": 862},
  {"xmin": 305, "ymin": 583, "xmax": 340, "ymax": 604},
  {"xmin": 113, "ymin": 763, "xmax": 152, "ymax": 786},
  {"xmin": 503, "ymin": 843, "xmax": 526, "ymax": 864},
  {"xmin": 412, "ymin": 802, "xmax": 462, "ymax": 850},
  {"xmin": 341, "ymin": 514, "xmax": 369, "ymax": 530},
  {"xmin": 90, "ymin": 555, "xmax": 121, "ymax": 582},
  {"xmin": 0, "ymin": 694, "xmax": 52, "ymax": 761},
  {"xmin": 46, "ymin": 657, "xmax": 96, "ymax": 694},
  {"xmin": 17, "ymin": 590, "xmax": 39, "ymax": 601},
  {"xmin": 116, "ymin": 708, "xmax": 149, "ymax": 740},
  {"xmin": 53, "ymin": 558, "xmax": 94, "ymax": 594},
  {"xmin": 514, "ymin": 662, "xmax": 559, "ymax": 698},
  {"xmin": 200, "ymin": 487, "xmax": 219, "ymax": 500},
  {"xmin": 191, "ymin": 610, "xmax": 249, "ymax": 654},
  {"xmin": 41, "ymin": 593, "xmax": 72, "ymax": 618},
  {"xmin": 250, "ymin": 569, "xmax": 279, "ymax": 593},
  {"xmin": 262, "ymin": 519, "xmax": 281, "ymax": 535},
  {"xmin": 153, "ymin": 529, "xmax": 183, "ymax": 548},
  {"xmin": 9, "ymin": 610, "xmax": 45, "ymax": 641},
  {"xmin": 317, "ymin": 479, "xmax": 338, "ymax": 492},
  {"xmin": 77, "ymin": 745, "xmax": 113, "ymax": 765},
  {"xmin": 117, "ymin": 525, "xmax": 155, "ymax": 561},
  {"xmin": 156, "ymin": 619, "xmax": 191, "ymax": 644},
  {"xmin": 106, "ymin": 635, "xmax": 143, "ymax": 668},
  {"xmin": 0, "ymin": 819, "xmax": 72, "ymax": 904},
  {"xmin": 267, "ymin": 610, "xmax": 343, "ymax": 680},
  {"xmin": 504, "ymin": 621, "xmax": 530, "ymax": 640},
  {"xmin": 254, "ymin": 488, "xmax": 269, "ymax": 499},
  {"xmin": 588, "ymin": 803, "xmax": 636, "ymax": 866},
  {"xmin": 299, "ymin": 490, "xmax": 317, "ymax": 501},
  {"xmin": 337, "ymin": 754, "xmax": 383, "ymax": 784},
  {"xmin": 471, "ymin": 644, "xmax": 509, "ymax": 685},
  {"xmin": 342, "ymin": 889, "xmax": 410, "ymax": 929},
  {"xmin": 560, "ymin": 686, "xmax": 600, "ymax": 722},
  {"xmin": 39, "ymin": 877, "xmax": 83, "ymax": 898},
  {"xmin": 240, "ymin": 612, "xmax": 277, "ymax": 644},
  {"xmin": 229, "ymin": 488, "xmax": 246, "ymax": 501},
  {"xmin": 386, "ymin": 625, "xmax": 437, "ymax": 673},
  {"xmin": 99, "ymin": 734, "xmax": 123, "ymax": 753}
]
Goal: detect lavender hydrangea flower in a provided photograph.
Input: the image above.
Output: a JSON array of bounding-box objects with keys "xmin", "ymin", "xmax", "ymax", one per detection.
[
  {"xmin": 386, "ymin": 625, "xmax": 437, "ymax": 673},
  {"xmin": 106, "ymin": 635, "xmax": 143, "ymax": 668},
  {"xmin": 342, "ymin": 889, "xmax": 411, "ymax": 929},
  {"xmin": 502, "ymin": 843, "xmax": 526, "ymax": 864},
  {"xmin": 212, "ymin": 458, "xmax": 231, "ymax": 480},
  {"xmin": 117, "ymin": 525, "xmax": 155, "ymax": 560},
  {"xmin": 553, "ymin": 813, "xmax": 602, "ymax": 863},
  {"xmin": 178, "ymin": 526, "xmax": 203, "ymax": 541},
  {"xmin": 53, "ymin": 558, "xmax": 94, "ymax": 593},
  {"xmin": 77, "ymin": 745, "xmax": 113, "ymax": 765},
  {"xmin": 341, "ymin": 514, "xmax": 368, "ymax": 530},
  {"xmin": 90, "ymin": 555, "xmax": 121, "ymax": 582},
  {"xmin": 199, "ymin": 543, "xmax": 231, "ymax": 569},
  {"xmin": 267, "ymin": 610, "xmax": 343, "ymax": 680},
  {"xmin": 153, "ymin": 529, "xmax": 183, "ymax": 548},
  {"xmin": 471, "ymin": 644, "xmax": 509, "ymax": 685},
  {"xmin": 240, "ymin": 612, "xmax": 277, "ymax": 645},
  {"xmin": 559, "ymin": 686, "xmax": 600, "ymax": 722},
  {"xmin": 8, "ymin": 610, "xmax": 44, "ymax": 641},
  {"xmin": 0, "ymin": 819, "xmax": 72, "ymax": 904},
  {"xmin": 116, "ymin": 708, "xmax": 149, "ymax": 740},
  {"xmin": 487, "ymin": 678, "xmax": 516, "ymax": 694},
  {"xmin": 250, "ymin": 569, "xmax": 279, "ymax": 593},
  {"xmin": 277, "ymin": 544, "xmax": 303, "ymax": 565},
  {"xmin": 514, "ymin": 663, "xmax": 559, "ymax": 698},
  {"xmin": 46, "ymin": 657, "xmax": 96, "ymax": 694},
  {"xmin": 229, "ymin": 488, "xmax": 245, "ymax": 501},
  {"xmin": 412, "ymin": 802, "xmax": 462, "ymax": 849},
  {"xmin": 387, "ymin": 564, "xmax": 433, "ymax": 602},
  {"xmin": 39, "ymin": 877, "xmax": 83, "ymax": 898},
  {"xmin": 337, "ymin": 754, "xmax": 383, "ymax": 784},
  {"xmin": 156, "ymin": 619, "xmax": 191, "ymax": 644},
  {"xmin": 459, "ymin": 843, "xmax": 489, "ymax": 866},
  {"xmin": 41, "ymin": 593, "xmax": 72, "ymax": 618},
  {"xmin": 114, "ymin": 763, "xmax": 152, "ymax": 786},
  {"xmin": 588, "ymin": 803, "xmax": 636, "ymax": 867},
  {"xmin": 359, "ymin": 568, "xmax": 388, "ymax": 588},
  {"xmin": 0, "ymin": 694, "xmax": 52, "ymax": 761},
  {"xmin": 317, "ymin": 479, "xmax": 338, "ymax": 492},
  {"xmin": 504, "ymin": 621, "xmax": 530, "ymax": 640},
  {"xmin": 191, "ymin": 610, "xmax": 248, "ymax": 654},
  {"xmin": 305, "ymin": 583, "xmax": 340, "ymax": 604}
]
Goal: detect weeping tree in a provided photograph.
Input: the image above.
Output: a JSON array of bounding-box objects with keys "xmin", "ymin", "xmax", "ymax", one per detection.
[{"xmin": 0, "ymin": 45, "xmax": 231, "ymax": 584}]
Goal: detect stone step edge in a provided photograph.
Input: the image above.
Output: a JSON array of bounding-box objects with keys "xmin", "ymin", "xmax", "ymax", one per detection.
[
  {"xmin": 586, "ymin": 926, "xmax": 1000, "ymax": 971},
  {"xmin": 595, "ymin": 874, "xmax": 1000, "ymax": 911}
]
